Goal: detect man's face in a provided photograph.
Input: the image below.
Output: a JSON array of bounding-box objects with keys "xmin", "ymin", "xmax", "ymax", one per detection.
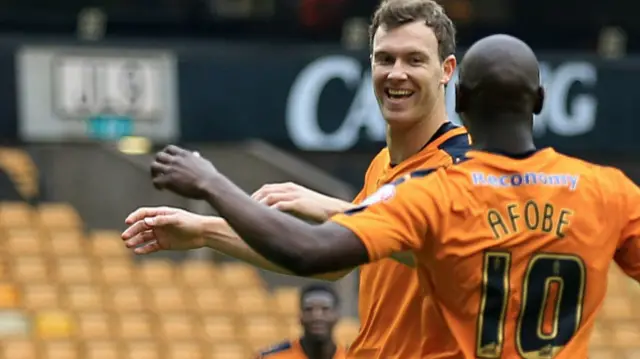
[
  {"xmin": 300, "ymin": 292, "xmax": 338, "ymax": 340},
  {"xmin": 371, "ymin": 20, "xmax": 455, "ymax": 128}
]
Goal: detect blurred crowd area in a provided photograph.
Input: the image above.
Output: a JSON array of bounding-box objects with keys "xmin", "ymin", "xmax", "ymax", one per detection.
[{"xmin": 0, "ymin": 0, "xmax": 635, "ymax": 52}]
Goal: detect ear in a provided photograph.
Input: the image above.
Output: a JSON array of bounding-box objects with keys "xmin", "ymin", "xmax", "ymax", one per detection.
[
  {"xmin": 455, "ymin": 83, "xmax": 467, "ymax": 114},
  {"xmin": 533, "ymin": 86, "xmax": 545, "ymax": 115},
  {"xmin": 440, "ymin": 55, "xmax": 457, "ymax": 85}
]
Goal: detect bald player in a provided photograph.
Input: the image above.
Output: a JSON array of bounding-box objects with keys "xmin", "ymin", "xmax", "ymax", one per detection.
[{"xmin": 148, "ymin": 34, "xmax": 640, "ymax": 358}]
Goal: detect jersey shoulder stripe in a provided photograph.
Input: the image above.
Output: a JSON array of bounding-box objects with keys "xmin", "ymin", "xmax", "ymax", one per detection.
[{"xmin": 258, "ymin": 341, "xmax": 292, "ymax": 357}]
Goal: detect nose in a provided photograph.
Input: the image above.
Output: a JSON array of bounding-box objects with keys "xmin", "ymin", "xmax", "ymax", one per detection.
[{"xmin": 387, "ymin": 60, "xmax": 409, "ymax": 81}]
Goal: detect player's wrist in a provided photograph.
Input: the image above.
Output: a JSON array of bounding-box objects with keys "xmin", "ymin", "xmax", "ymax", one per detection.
[{"xmin": 200, "ymin": 216, "xmax": 228, "ymax": 248}]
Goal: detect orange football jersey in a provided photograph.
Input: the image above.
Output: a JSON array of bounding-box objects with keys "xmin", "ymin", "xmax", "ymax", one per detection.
[
  {"xmin": 332, "ymin": 148, "xmax": 640, "ymax": 358},
  {"xmin": 346, "ymin": 122, "xmax": 470, "ymax": 359},
  {"xmin": 256, "ymin": 338, "xmax": 347, "ymax": 359}
]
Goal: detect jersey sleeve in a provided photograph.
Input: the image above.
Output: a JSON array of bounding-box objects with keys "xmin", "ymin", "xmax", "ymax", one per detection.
[
  {"xmin": 612, "ymin": 169, "xmax": 640, "ymax": 281},
  {"xmin": 330, "ymin": 170, "xmax": 447, "ymax": 262}
]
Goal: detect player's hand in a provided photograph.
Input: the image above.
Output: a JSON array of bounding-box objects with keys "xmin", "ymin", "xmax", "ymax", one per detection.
[
  {"xmin": 151, "ymin": 145, "xmax": 218, "ymax": 199},
  {"xmin": 121, "ymin": 206, "xmax": 208, "ymax": 255},
  {"xmin": 251, "ymin": 182, "xmax": 350, "ymax": 222}
]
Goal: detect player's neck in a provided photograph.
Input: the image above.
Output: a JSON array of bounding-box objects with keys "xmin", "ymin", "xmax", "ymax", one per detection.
[
  {"xmin": 469, "ymin": 114, "xmax": 536, "ymax": 154},
  {"xmin": 300, "ymin": 335, "xmax": 337, "ymax": 359},
  {"xmin": 386, "ymin": 109, "xmax": 448, "ymax": 166}
]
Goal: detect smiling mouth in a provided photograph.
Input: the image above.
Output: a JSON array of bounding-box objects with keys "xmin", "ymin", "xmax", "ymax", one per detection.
[{"xmin": 385, "ymin": 88, "xmax": 415, "ymax": 100}]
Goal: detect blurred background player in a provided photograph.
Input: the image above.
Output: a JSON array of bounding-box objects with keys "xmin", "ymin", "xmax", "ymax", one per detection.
[
  {"xmin": 148, "ymin": 34, "xmax": 640, "ymax": 358},
  {"xmin": 256, "ymin": 284, "xmax": 346, "ymax": 359},
  {"xmin": 122, "ymin": 1, "xmax": 469, "ymax": 358}
]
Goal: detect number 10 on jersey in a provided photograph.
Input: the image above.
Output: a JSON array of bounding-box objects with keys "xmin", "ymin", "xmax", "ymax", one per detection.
[{"xmin": 476, "ymin": 252, "xmax": 586, "ymax": 358}]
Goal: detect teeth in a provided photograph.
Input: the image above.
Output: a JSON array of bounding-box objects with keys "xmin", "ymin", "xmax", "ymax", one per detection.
[{"xmin": 387, "ymin": 89, "xmax": 413, "ymax": 96}]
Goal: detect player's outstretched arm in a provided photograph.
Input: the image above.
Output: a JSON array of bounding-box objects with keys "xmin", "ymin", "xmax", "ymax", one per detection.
[{"xmin": 122, "ymin": 207, "xmax": 352, "ymax": 281}]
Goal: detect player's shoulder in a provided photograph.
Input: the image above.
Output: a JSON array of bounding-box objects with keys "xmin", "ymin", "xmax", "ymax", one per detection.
[
  {"xmin": 363, "ymin": 147, "xmax": 390, "ymax": 179},
  {"xmin": 255, "ymin": 340, "xmax": 294, "ymax": 358},
  {"xmin": 435, "ymin": 125, "xmax": 471, "ymax": 161}
]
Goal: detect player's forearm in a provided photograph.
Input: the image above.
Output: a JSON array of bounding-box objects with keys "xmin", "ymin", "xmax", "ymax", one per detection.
[
  {"xmin": 201, "ymin": 173, "xmax": 368, "ymax": 276},
  {"xmin": 201, "ymin": 217, "xmax": 351, "ymax": 281}
]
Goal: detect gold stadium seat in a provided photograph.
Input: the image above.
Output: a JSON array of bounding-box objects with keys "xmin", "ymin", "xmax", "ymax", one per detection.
[
  {"xmin": 11, "ymin": 256, "xmax": 49, "ymax": 282},
  {"xmin": 89, "ymin": 230, "xmax": 129, "ymax": 257},
  {"xmin": 139, "ymin": 260, "xmax": 176, "ymax": 286},
  {"xmin": 47, "ymin": 230, "xmax": 86, "ymax": 257},
  {"xmin": 5, "ymin": 229, "xmax": 43, "ymax": 255},
  {"xmin": 148, "ymin": 286, "xmax": 189, "ymax": 312},
  {"xmin": 97, "ymin": 258, "xmax": 135, "ymax": 286},
  {"xmin": 219, "ymin": 262, "xmax": 263, "ymax": 289},
  {"xmin": 0, "ymin": 283, "xmax": 19, "ymax": 309},
  {"xmin": 610, "ymin": 321, "xmax": 640, "ymax": 348},
  {"xmin": 201, "ymin": 314, "xmax": 238, "ymax": 341},
  {"xmin": 107, "ymin": 286, "xmax": 147, "ymax": 312},
  {"xmin": 234, "ymin": 288, "xmax": 271, "ymax": 315},
  {"xmin": 589, "ymin": 348, "xmax": 618, "ymax": 359},
  {"xmin": 123, "ymin": 341, "xmax": 160, "ymax": 359},
  {"xmin": 601, "ymin": 295, "xmax": 635, "ymax": 320},
  {"xmin": 75, "ymin": 312, "xmax": 113, "ymax": 340},
  {"xmin": 178, "ymin": 260, "xmax": 216, "ymax": 288},
  {"xmin": 243, "ymin": 315, "xmax": 286, "ymax": 348},
  {"xmin": 38, "ymin": 203, "xmax": 82, "ymax": 230},
  {"xmin": 62, "ymin": 285, "xmax": 104, "ymax": 311},
  {"xmin": 589, "ymin": 322, "xmax": 609, "ymax": 349},
  {"xmin": 165, "ymin": 341, "xmax": 204, "ymax": 359},
  {"xmin": 113, "ymin": 313, "xmax": 155, "ymax": 340},
  {"xmin": 335, "ymin": 318, "xmax": 360, "ymax": 346},
  {"xmin": 35, "ymin": 310, "xmax": 75, "ymax": 339},
  {"xmin": 157, "ymin": 313, "xmax": 196, "ymax": 340},
  {"xmin": 22, "ymin": 283, "xmax": 60, "ymax": 310},
  {"xmin": 1, "ymin": 338, "xmax": 37, "ymax": 359},
  {"xmin": 0, "ymin": 202, "xmax": 34, "ymax": 228},
  {"xmin": 210, "ymin": 342, "xmax": 247, "ymax": 359},
  {"xmin": 0, "ymin": 148, "xmax": 39, "ymax": 200},
  {"xmin": 285, "ymin": 317, "xmax": 302, "ymax": 338},
  {"xmin": 54, "ymin": 257, "xmax": 94, "ymax": 284},
  {"xmin": 40, "ymin": 340, "xmax": 79, "ymax": 359},
  {"xmin": 191, "ymin": 287, "xmax": 228, "ymax": 313},
  {"xmin": 83, "ymin": 340, "xmax": 120, "ymax": 359},
  {"xmin": 273, "ymin": 287, "xmax": 300, "ymax": 316}
]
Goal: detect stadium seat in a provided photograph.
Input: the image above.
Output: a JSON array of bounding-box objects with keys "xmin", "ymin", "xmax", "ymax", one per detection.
[
  {"xmin": 165, "ymin": 341, "xmax": 204, "ymax": 359},
  {"xmin": 22, "ymin": 283, "xmax": 60, "ymax": 310},
  {"xmin": 40, "ymin": 340, "xmax": 80, "ymax": 359},
  {"xmin": 97, "ymin": 258, "xmax": 135, "ymax": 286},
  {"xmin": 62, "ymin": 285, "xmax": 104, "ymax": 311},
  {"xmin": 243, "ymin": 314, "xmax": 286, "ymax": 348},
  {"xmin": 191, "ymin": 287, "xmax": 228, "ymax": 313},
  {"xmin": 218, "ymin": 262, "xmax": 263, "ymax": 288},
  {"xmin": 54, "ymin": 257, "xmax": 94, "ymax": 284},
  {"xmin": 601, "ymin": 295, "xmax": 635, "ymax": 320},
  {"xmin": 107, "ymin": 286, "xmax": 147, "ymax": 312},
  {"xmin": 0, "ymin": 148, "xmax": 39, "ymax": 200},
  {"xmin": 589, "ymin": 348, "xmax": 618, "ymax": 359},
  {"xmin": 0, "ymin": 202, "xmax": 34, "ymax": 229},
  {"xmin": 89, "ymin": 231, "xmax": 129, "ymax": 257},
  {"xmin": 201, "ymin": 314, "xmax": 239, "ymax": 341},
  {"xmin": 139, "ymin": 260, "xmax": 175, "ymax": 286},
  {"xmin": 622, "ymin": 348, "xmax": 640, "ymax": 359},
  {"xmin": 46, "ymin": 230, "xmax": 86, "ymax": 257},
  {"xmin": 610, "ymin": 322, "xmax": 640, "ymax": 348},
  {"xmin": 590, "ymin": 322, "xmax": 609, "ymax": 348},
  {"xmin": 5, "ymin": 229, "xmax": 43, "ymax": 255},
  {"xmin": 123, "ymin": 341, "xmax": 160, "ymax": 359},
  {"xmin": 35, "ymin": 310, "xmax": 75, "ymax": 339},
  {"xmin": 75, "ymin": 312, "xmax": 113, "ymax": 339},
  {"xmin": 37, "ymin": 203, "xmax": 82, "ymax": 230},
  {"xmin": 0, "ymin": 338, "xmax": 37, "ymax": 359},
  {"xmin": 11, "ymin": 256, "xmax": 49, "ymax": 282},
  {"xmin": 148, "ymin": 286, "xmax": 188, "ymax": 312},
  {"xmin": 285, "ymin": 317, "xmax": 302, "ymax": 338},
  {"xmin": 0, "ymin": 310, "xmax": 29, "ymax": 337},
  {"xmin": 83, "ymin": 340, "xmax": 120, "ymax": 359},
  {"xmin": 210, "ymin": 342, "xmax": 247, "ymax": 359},
  {"xmin": 0, "ymin": 283, "xmax": 19, "ymax": 309},
  {"xmin": 178, "ymin": 260, "xmax": 216, "ymax": 288},
  {"xmin": 335, "ymin": 318, "xmax": 360, "ymax": 346},
  {"xmin": 273, "ymin": 287, "xmax": 300, "ymax": 316},
  {"xmin": 113, "ymin": 313, "xmax": 155, "ymax": 340},
  {"xmin": 157, "ymin": 313, "xmax": 196, "ymax": 340},
  {"xmin": 234, "ymin": 288, "xmax": 272, "ymax": 315}
]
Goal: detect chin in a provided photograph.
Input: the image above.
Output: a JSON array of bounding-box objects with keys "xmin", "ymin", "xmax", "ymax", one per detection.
[{"xmin": 382, "ymin": 110, "xmax": 421, "ymax": 128}]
